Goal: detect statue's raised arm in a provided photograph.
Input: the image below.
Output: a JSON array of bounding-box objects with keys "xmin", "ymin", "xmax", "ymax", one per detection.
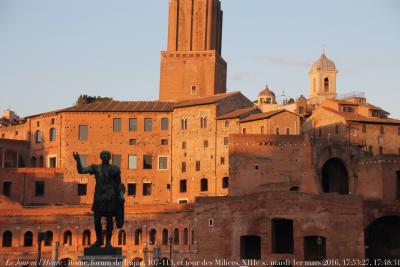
[{"xmin": 73, "ymin": 152, "xmax": 93, "ymax": 174}]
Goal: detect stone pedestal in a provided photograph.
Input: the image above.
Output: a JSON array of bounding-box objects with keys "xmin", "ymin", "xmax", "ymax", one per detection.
[{"xmin": 79, "ymin": 247, "xmax": 125, "ymax": 267}]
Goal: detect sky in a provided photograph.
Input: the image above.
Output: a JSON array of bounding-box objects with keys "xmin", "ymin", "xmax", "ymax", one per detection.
[{"xmin": 0, "ymin": 0, "xmax": 399, "ymax": 118}]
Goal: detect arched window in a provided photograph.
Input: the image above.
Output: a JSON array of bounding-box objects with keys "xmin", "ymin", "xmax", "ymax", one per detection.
[
  {"xmin": 31, "ymin": 156, "xmax": 37, "ymax": 167},
  {"xmin": 162, "ymin": 229, "xmax": 168, "ymax": 245},
  {"xmin": 313, "ymin": 78, "xmax": 316, "ymax": 93},
  {"xmin": 200, "ymin": 114, "xmax": 207, "ymax": 128},
  {"xmin": 63, "ymin": 231, "xmax": 72, "ymax": 246},
  {"xmin": 181, "ymin": 117, "xmax": 187, "ymax": 130},
  {"xmin": 183, "ymin": 228, "xmax": 189, "ymax": 245},
  {"xmin": 2, "ymin": 231, "xmax": 12, "ymax": 247},
  {"xmin": 149, "ymin": 229, "xmax": 157, "ymax": 245},
  {"xmin": 118, "ymin": 230, "xmax": 126, "ymax": 246},
  {"xmin": 134, "ymin": 229, "xmax": 142, "ymax": 245},
  {"xmin": 200, "ymin": 178, "xmax": 208, "ymax": 192},
  {"xmin": 44, "ymin": 231, "xmax": 53, "ymax": 246},
  {"xmin": 24, "ymin": 231, "xmax": 33, "ymax": 247},
  {"xmin": 324, "ymin": 78, "xmax": 329, "ymax": 92},
  {"xmin": 35, "ymin": 130, "xmax": 42, "ymax": 144},
  {"xmin": 173, "ymin": 228, "xmax": 179, "ymax": 245},
  {"xmin": 222, "ymin": 177, "xmax": 229, "ymax": 189},
  {"xmin": 260, "ymin": 126, "xmax": 264, "ymax": 134},
  {"xmin": 49, "ymin": 128, "xmax": 56, "ymax": 141},
  {"xmin": 380, "ymin": 126, "xmax": 385, "ymax": 135},
  {"xmin": 82, "ymin": 230, "xmax": 91, "ymax": 246},
  {"xmin": 242, "ymin": 128, "xmax": 247, "ymax": 134}
]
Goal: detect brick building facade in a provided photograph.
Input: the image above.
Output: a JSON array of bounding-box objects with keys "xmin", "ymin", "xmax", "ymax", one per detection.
[{"xmin": 1, "ymin": 0, "xmax": 400, "ymax": 266}]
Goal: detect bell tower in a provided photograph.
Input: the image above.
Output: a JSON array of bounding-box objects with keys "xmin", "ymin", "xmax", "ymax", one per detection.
[
  {"xmin": 159, "ymin": 0, "xmax": 227, "ymax": 101},
  {"xmin": 309, "ymin": 52, "xmax": 338, "ymax": 105}
]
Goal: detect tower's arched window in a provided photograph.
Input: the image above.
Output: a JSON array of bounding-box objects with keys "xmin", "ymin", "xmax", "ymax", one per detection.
[
  {"xmin": 49, "ymin": 128, "xmax": 56, "ymax": 141},
  {"xmin": 63, "ymin": 231, "xmax": 72, "ymax": 246},
  {"xmin": 200, "ymin": 114, "xmax": 207, "ymax": 128},
  {"xmin": 118, "ymin": 230, "xmax": 126, "ymax": 246},
  {"xmin": 200, "ymin": 178, "xmax": 208, "ymax": 192},
  {"xmin": 181, "ymin": 117, "xmax": 188, "ymax": 130},
  {"xmin": 82, "ymin": 230, "xmax": 91, "ymax": 246},
  {"xmin": 149, "ymin": 229, "xmax": 157, "ymax": 245},
  {"xmin": 173, "ymin": 228, "xmax": 179, "ymax": 245},
  {"xmin": 24, "ymin": 231, "xmax": 33, "ymax": 247},
  {"xmin": 324, "ymin": 78, "xmax": 329, "ymax": 92},
  {"xmin": 162, "ymin": 229, "xmax": 168, "ymax": 245},
  {"xmin": 35, "ymin": 130, "xmax": 42, "ymax": 144},
  {"xmin": 134, "ymin": 229, "xmax": 142, "ymax": 245},
  {"xmin": 183, "ymin": 228, "xmax": 189, "ymax": 245},
  {"xmin": 313, "ymin": 78, "xmax": 316, "ymax": 93},
  {"xmin": 2, "ymin": 231, "xmax": 12, "ymax": 247}
]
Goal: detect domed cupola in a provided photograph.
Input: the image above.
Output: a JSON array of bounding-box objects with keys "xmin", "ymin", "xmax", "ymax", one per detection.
[
  {"xmin": 258, "ymin": 84, "xmax": 276, "ymax": 104},
  {"xmin": 309, "ymin": 51, "xmax": 338, "ymax": 105}
]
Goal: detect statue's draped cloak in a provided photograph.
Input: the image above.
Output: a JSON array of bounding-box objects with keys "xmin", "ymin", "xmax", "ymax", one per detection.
[{"xmin": 87, "ymin": 164, "xmax": 121, "ymax": 213}]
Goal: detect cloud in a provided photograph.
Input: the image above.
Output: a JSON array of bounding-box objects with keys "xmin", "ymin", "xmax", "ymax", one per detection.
[{"xmin": 256, "ymin": 54, "xmax": 311, "ymax": 67}]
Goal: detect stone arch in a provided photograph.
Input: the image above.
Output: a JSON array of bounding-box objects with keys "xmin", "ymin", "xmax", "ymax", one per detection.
[
  {"xmin": 162, "ymin": 228, "xmax": 168, "ymax": 245},
  {"xmin": 2, "ymin": 230, "xmax": 12, "ymax": 247},
  {"xmin": 63, "ymin": 230, "xmax": 72, "ymax": 246},
  {"xmin": 24, "ymin": 231, "xmax": 33, "ymax": 247},
  {"xmin": 321, "ymin": 158, "xmax": 349, "ymax": 194},
  {"xmin": 30, "ymin": 156, "xmax": 37, "ymax": 167},
  {"xmin": 149, "ymin": 228, "xmax": 157, "ymax": 245},
  {"xmin": 82, "ymin": 230, "xmax": 91, "ymax": 246},
  {"xmin": 365, "ymin": 215, "xmax": 400, "ymax": 260},
  {"xmin": 118, "ymin": 230, "xmax": 126, "ymax": 246},
  {"xmin": 134, "ymin": 228, "xmax": 142, "ymax": 245}
]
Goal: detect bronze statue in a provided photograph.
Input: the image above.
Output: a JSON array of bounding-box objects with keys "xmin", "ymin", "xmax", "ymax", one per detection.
[{"xmin": 73, "ymin": 151, "xmax": 125, "ymax": 249}]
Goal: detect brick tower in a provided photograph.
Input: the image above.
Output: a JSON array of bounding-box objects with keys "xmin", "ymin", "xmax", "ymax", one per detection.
[{"xmin": 159, "ymin": 0, "xmax": 227, "ymax": 101}]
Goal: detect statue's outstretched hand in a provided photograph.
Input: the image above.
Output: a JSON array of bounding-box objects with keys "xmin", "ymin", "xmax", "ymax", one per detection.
[{"xmin": 73, "ymin": 152, "xmax": 80, "ymax": 162}]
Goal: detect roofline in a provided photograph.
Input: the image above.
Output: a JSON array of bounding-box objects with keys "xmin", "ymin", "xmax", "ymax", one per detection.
[{"xmin": 240, "ymin": 109, "xmax": 299, "ymax": 123}]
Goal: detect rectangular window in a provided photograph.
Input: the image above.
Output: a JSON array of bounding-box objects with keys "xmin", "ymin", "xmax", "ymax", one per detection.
[
  {"xmin": 182, "ymin": 141, "xmax": 187, "ymax": 149},
  {"xmin": 161, "ymin": 118, "xmax": 169, "ymax": 131},
  {"xmin": 143, "ymin": 155, "xmax": 152, "ymax": 169},
  {"xmin": 77, "ymin": 184, "xmax": 87, "ymax": 196},
  {"xmin": 362, "ymin": 124, "xmax": 367, "ymax": 133},
  {"xmin": 112, "ymin": 154, "xmax": 121, "ymax": 167},
  {"xmin": 286, "ymin": 128, "xmax": 290, "ymax": 135},
  {"xmin": 220, "ymin": 157, "xmax": 225, "ymax": 165},
  {"xmin": 144, "ymin": 118, "xmax": 152, "ymax": 132},
  {"xmin": 158, "ymin": 156, "xmax": 168, "ymax": 170},
  {"xmin": 35, "ymin": 181, "xmax": 45, "ymax": 196},
  {"xmin": 191, "ymin": 85, "xmax": 197, "ymax": 95},
  {"xmin": 240, "ymin": 236, "xmax": 261, "ymax": 260},
  {"xmin": 225, "ymin": 120, "xmax": 229, "ymax": 127},
  {"xmin": 49, "ymin": 157, "xmax": 57, "ymax": 168},
  {"xmin": 204, "ymin": 140, "xmax": 208, "ymax": 148},
  {"xmin": 113, "ymin": 118, "xmax": 121, "ymax": 132},
  {"xmin": 271, "ymin": 219, "xmax": 294, "ymax": 254},
  {"xmin": 143, "ymin": 183, "xmax": 152, "ymax": 196},
  {"xmin": 224, "ymin": 137, "xmax": 229, "ymax": 145},
  {"xmin": 79, "ymin": 125, "xmax": 88, "ymax": 140},
  {"xmin": 196, "ymin": 161, "xmax": 201, "ymax": 171},
  {"xmin": 129, "ymin": 118, "xmax": 137, "ymax": 131},
  {"xmin": 161, "ymin": 139, "xmax": 168, "ymax": 145},
  {"xmin": 129, "ymin": 139, "xmax": 137, "ymax": 145},
  {"xmin": 276, "ymin": 128, "xmax": 280, "ymax": 135},
  {"xmin": 181, "ymin": 162, "xmax": 186, "ymax": 173},
  {"xmin": 3, "ymin": 182, "xmax": 11, "ymax": 196},
  {"xmin": 128, "ymin": 155, "xmax": 137, "ymax": 170},
  {"xmin": 180, "ymin": 180, "xmax": 187, "ymax": 193},
  {"xmin": 128, "ymin": 183, "xmax": 137, "ymax": 196}
]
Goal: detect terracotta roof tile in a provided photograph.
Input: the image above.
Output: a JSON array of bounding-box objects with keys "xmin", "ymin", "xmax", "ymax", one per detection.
[
  {"xmin": 321, "ymin": 107, "xmax": 400, "ymax": 125},
  {"xmin": 240, "ymin": 109, "xmax": 298, "ymax": 123},
  {"xmin": 173, "ymin": 92, "xmax": 240, "ymax": 108},
  {"xmin": 217, "ymin": 107, "xmax": 260, "ymax": 120}
]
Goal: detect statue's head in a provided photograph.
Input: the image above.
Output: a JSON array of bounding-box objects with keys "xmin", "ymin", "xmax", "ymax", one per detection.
[{"xmin": 100, "ymin": 150, "xmax": 111, "ymax": 164}]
